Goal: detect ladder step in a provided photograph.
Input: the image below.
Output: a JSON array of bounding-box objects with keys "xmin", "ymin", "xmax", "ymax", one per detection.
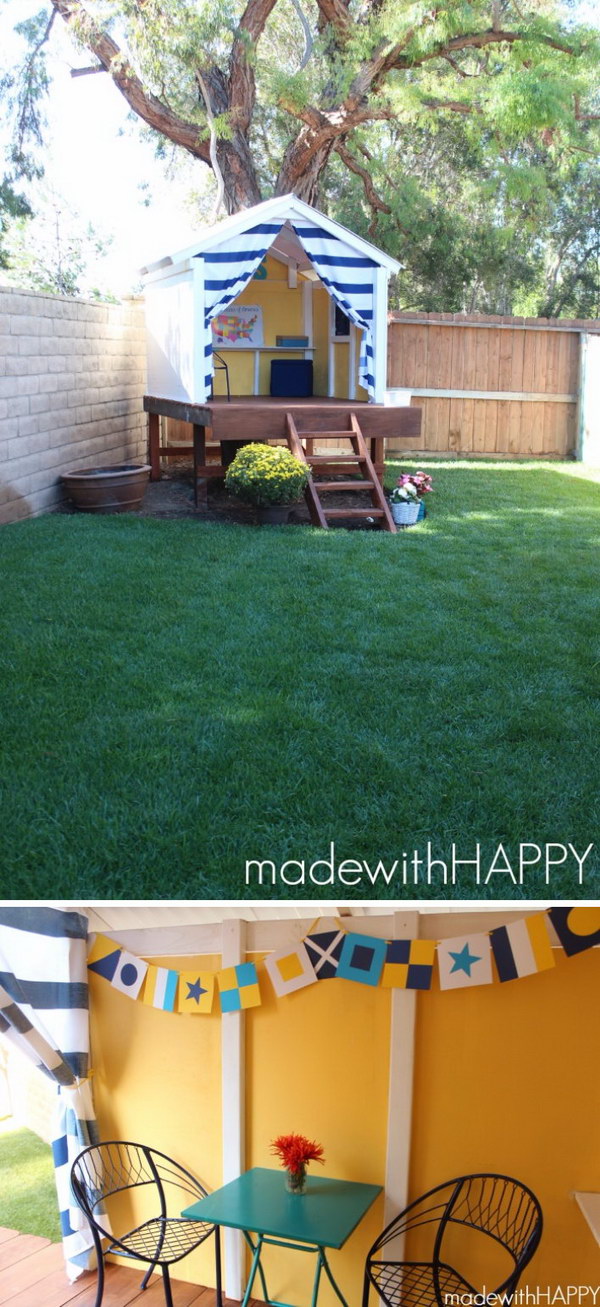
[
  {"xmin": 315, "ymin": 480, "xmax": 375, "ymax": 491},
  {"xmin": 323, "ymin": 508, "xmax": 386, "ymax": 519},
  {"xmin": 298, "ymin": 430, "xmax": 353, "ymax": 439},
  {"xmin": 307, "ymin": 454, "xmax": 364, "ymax": 465}
]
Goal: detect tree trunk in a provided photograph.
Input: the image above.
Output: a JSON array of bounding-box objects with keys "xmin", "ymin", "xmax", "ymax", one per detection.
[
  {"xmin": 276, "ymin": 133, "xmax": 337, "ymax": 203},
  {"xmin": 217, "ymin": 135, "xmax": 263, "ymax": 213}
]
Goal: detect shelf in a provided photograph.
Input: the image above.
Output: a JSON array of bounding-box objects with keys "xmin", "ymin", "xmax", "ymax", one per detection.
[
  {"xmin": 215, "ymin": 346, "xmax": 315, "ymax": 352},
  {"xmin": 574, "ymin": 1192, "xmax": 600, "ymax": 1245}
]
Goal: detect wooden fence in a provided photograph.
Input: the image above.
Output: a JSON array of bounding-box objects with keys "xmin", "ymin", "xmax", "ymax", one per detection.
[
  {"xmin": 162, "ymin": 311, "xmax": 600, "ymax": 462},
  {"xmin": 387, "ymin": 311, "xmax": 600, "ymax": 458}
]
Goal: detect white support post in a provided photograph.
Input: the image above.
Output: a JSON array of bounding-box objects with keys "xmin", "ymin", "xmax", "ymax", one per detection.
[
  {"xmin": 373, "ymin": 268, "xmax": 389, "ymax": 404},
  {"xmin": 384, "ymin": 911, "xmax": 419, "ymax": 1256},
  {"xmin": 221, "ymin": 918, "xmax": 246, "ymax": 1300}
]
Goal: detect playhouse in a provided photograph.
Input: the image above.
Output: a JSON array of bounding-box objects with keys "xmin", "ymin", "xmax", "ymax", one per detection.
[{"xmin": 141, "ymin": 195, "xmax": 421, "ymax": 529}]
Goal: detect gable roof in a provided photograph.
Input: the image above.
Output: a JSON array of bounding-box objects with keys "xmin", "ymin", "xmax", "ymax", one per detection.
[{"xmin": 142, "ymin": 194, "xmax": 400, "ymax": 276}]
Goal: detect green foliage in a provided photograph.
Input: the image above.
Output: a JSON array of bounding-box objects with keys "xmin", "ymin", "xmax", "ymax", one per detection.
[
  {"xmin": 0, "ymin": 177, "xmax": 31, "ymax": 269},
  {"xmin": 1, "ymin": 0, "xmax": 599, "ymax": 314},
  {"xmin": 225, "ymin": 443, "xmax": 310, "ymax": 505},
  {"xmin": 2, "ymin": 189, "xmax": 117, "ymax": 301}
]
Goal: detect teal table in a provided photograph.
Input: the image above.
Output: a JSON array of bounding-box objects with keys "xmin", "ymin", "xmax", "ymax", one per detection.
[{"xmin": 182, "ymin": 1166, "xmax": 381, "ymax": 1307}]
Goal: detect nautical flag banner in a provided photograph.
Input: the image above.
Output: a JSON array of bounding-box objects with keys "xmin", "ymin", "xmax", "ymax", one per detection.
[
  {"xmin": 290, "ymin": 220, "xmax": 377, "ymax": 397},
  {"xmin": 87, "ymin": 933, "xmax": 122, "ymax": 982},
  {"xmin": 490, "ymin": 915, "xmax": 555, "ymax": 983},
  {"xmin": 178, "ymin": 971, "xmax": 214, "ymax": 1014},
  {"xmin": 199, "ymin": 220, "xmax": 285, "ymax": 399},
  {"xmin": 437, "ymin": 933, "xmax": 494, "ymax": 990},
  {"xmin": 548, "ymin": 906, "xmax": 600, "ymax": 956},
  {"xmin": 217, "ymin": 962, "xmax": 261, "ymax": 1013},
  {"xmin": 336, "ymin": 933, "xmax": 387, "ymax": 987},
  {"xmin": 381, "ymin": 939, "xmax": 436, "ymax": 990},
  {"xmin": 110, "ymin": 950, "xmax": 148, "ymax": 1000},
  {"xmin": 264, "ymin": 943, "xmax": 318, "ymax": 997},
  {"xmin": 142, "ymin": 965, "xmax": 179, "ymax": 1012},
  {"xmin": 304, "ymin": 930, "xmax": 345, "ymax": 978}
]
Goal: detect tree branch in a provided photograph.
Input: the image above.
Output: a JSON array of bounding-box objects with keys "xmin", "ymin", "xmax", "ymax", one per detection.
[
  {"xmin": 50, "ymin": 0, "xmax": 211, "ymax": 163},
  {"xmin": 229, "ymin": 0, "xmax": 279, "ymax": 130},
  {"xmin": 335, "ymin": 140, "xmax": 391, "ymax": 228}
]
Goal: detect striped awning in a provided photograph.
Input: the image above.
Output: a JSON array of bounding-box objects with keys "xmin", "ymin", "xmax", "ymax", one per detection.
[{"xmin": 197, "ymin": 215, "xmax": 378, "ymax": 400}]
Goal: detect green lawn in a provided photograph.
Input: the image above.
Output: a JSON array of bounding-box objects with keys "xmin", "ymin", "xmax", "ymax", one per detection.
[
  {"xmin": 0, "ymin": 1126, "xmax": 61, "ymax": 1242},
  {"xmin": 1, "ymin": 459, "xmax": 599, "ymax": 899}
]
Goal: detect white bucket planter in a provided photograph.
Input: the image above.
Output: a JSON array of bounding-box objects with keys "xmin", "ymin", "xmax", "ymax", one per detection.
[{"xmin": 391, "ymin": 500, "xmax": 420, "ymax": 526}]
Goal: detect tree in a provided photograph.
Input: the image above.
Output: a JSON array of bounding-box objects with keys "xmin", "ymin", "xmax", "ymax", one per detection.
[
  {"xmin": 2, "ymin": 186, "xmax": 116, "ymax": 299},
  {"xmin": 2, "ymin": 1, "xmax": 599, "ymax": 315},
  {"xmin": 3, "ymin": 1, "xmax": 598, "ymax": 218}
]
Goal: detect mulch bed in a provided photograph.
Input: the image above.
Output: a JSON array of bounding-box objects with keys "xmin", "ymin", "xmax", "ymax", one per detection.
[{"xmin": 133, "ymin": 462, "xmax": 383, "ymax": 529}]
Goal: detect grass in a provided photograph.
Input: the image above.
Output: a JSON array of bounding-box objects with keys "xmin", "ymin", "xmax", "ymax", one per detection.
[
  {"xmin": 0, "ymin": 459, "xmax": 599, "ymax": 899},
  {"xmin": 0, "ymin": 1125, "xmax": 61, "ymax": 1242}
]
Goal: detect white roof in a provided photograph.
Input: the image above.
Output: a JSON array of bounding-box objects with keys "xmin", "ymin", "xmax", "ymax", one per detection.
[{"xmin": 143, "ymin": 194, "xmax": 400, "ymax": 275}]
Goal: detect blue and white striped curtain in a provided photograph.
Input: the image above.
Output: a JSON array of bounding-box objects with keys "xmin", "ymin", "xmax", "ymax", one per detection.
[
  {"xmin": 0, "ymin": 906, "xmax": 99, "ymax": 1281},
  {"xmin": 290, "ymin": 222, "xmax": 378, "ymax": 397},
  {"xmin": 198, "ymin": 220, "xmax": 285, "ymax": 398},
  {"xmin": 198, "ymin": 215, "xmax": 378, "ymax": 400}
]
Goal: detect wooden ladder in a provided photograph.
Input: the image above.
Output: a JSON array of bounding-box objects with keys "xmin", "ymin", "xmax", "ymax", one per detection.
[{"xmin": 285, "ymin": 412, "xmax": 396, "ymax": 532}]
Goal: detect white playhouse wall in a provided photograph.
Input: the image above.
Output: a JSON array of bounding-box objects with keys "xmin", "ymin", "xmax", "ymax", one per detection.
[{"xmin": 144, "ymin": 262, "xmax": 205, "ymax": 403}]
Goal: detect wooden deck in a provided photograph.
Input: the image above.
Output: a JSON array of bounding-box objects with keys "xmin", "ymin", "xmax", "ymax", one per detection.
[{"xmin": 0, "ymin": 1228, "xmax": 225, "ymax": 1307}]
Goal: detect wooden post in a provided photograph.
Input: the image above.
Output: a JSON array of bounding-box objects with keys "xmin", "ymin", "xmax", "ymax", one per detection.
[
  {"xmin": 221, "ymin": 919, "xmax": 245, "ymax": 1301},
  {"xmin": 384, "ymin": 910, "xmax": 419, "ymax": 1256},
  {"xmin": 148, "ymin": 411, "xmax": 161, "ymax": 481},
  {"xmin": 193, "ymin": 424, "xmax": 207, "ymax": 506}
]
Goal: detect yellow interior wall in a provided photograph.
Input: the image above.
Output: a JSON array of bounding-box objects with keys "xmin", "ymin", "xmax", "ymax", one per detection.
[
  {"xmin": 247, "ymin": 963, "xmax": 390, "ymax": 1307},
  {"xmin": 89, "ymin": 954, "xmax": 223, "ymax": 1291},
  {"xmin": 87, "ymin": 939, "xmax": 599, "ymax": 1300},
  {"xmin": 212, "ymin": 254, "xmax": 322, "ymax": 398},
  {"xmin": 409, "ymin": 948, "xmax": 600, "ymax": 1284}
]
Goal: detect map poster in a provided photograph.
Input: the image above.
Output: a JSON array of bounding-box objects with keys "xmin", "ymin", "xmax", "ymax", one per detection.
[{"xmin": 211, "ymin": 304, "xmax": 264, "ymax": 347}]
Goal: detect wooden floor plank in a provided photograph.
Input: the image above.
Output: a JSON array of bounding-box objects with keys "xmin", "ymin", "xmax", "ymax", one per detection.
[
  {"xmin": 0, "ymin": 1233, "xmax": 52, "ymax": 1271},
  {"xmin": 0, "ymin": 1241, "xmax": 63, "ymax": 1303},
  {"xmin": 0, "ymin": 1232, "xmax": 238, "ymax": 1307}
]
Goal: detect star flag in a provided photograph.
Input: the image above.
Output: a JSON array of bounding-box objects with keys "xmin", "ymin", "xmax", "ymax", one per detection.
[
  {"xmin": 217, "ymin": 963, "xmax": 261, "ymax": 1014},
  {"xmin": 381, "ymin": 939, "xmax": 436, "ymax": 991},
  {"xmin": 437, "ymin": 933, "xmax": 493, "ymax": 990},
  {"xmin": 548, "ymin": 907, "xmax": 600, "ymax": 957},
  {"xmin": 110, "ymin": 950, "xmax": 148, "ymax": 1000},
  {"xmin": 178, "ymin": 971, "xmax": 214, "ymax": 1015},
  {"xmin": 304, "ymin": 930, "xmax": 345, "ymax": 979},
  {"xmin": 142, "ymin": 965, "xmax": 179, "ymax": 1012},
  {"xmin": 264, "ymin": 943, "xmax": 318, "ymax": 997},
  {"xmin": 87, "ymin": 934, "xmax": 122, "ymax": 981},
  {"xmin": 490, "ymin": 915, "xmax": 555, "ymax": 983},
  {"xmin": 336, "ymin": 933, "xmax": 387, "ymax": 987}
]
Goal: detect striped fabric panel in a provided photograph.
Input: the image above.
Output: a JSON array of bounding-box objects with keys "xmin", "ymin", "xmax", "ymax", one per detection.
[
  {"xmin": 290, "ymin": 221, "xmax": 377, "ymax": 395},
  {"xmin": 0, "ymin": 908, "xmax": 89, "ymax": 1078},
  {"xmin": 0, "ymin": 907, "xmax": 98, "ymax": 1280},
  {"xmin": 197, "ymin": 221, "xmax": 285, "ymax": 397},
  {"xmin": 53, "ymin": 1081, "xmax": 103, "ymax": 1279}
]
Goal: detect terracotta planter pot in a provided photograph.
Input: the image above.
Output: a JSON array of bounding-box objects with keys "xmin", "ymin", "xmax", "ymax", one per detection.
[{"xmin": 61, "ymin": 464, "xmax": 151, "ymax": 514}]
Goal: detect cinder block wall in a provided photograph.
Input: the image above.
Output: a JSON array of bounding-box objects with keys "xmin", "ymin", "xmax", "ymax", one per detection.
[{"xmin": 0, "ymin": 288, "xmax": 147, "ymax": 524}]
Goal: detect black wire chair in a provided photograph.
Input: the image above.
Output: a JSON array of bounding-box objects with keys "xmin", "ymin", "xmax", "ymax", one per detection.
[
  {"xmin": 211, "ymin": 351, "xmax": 231, "ymax": 400},
  {"xmin": 71, "ymin": 1140, "xmax": 221, "ymax": 1307},
  {"xmin": 363, "ymin": 1173, "xmax": 543, "ymax": 1307}
]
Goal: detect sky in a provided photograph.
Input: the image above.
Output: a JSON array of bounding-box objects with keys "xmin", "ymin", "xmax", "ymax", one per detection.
[{"xmin": 1, "ymin": 1, "xmax": 208, "ymax": 295}]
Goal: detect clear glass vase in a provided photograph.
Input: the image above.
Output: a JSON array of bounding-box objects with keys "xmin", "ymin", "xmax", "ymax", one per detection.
[{"xmin": 286, "ymin": 1167, "xmax": 307, "ymax": 1194}]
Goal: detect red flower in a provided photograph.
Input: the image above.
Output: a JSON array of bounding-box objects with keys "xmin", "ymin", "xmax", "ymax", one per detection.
[{"xmin": 271, "ymin": 1133, "xmax": 325, "ymax": 1174}]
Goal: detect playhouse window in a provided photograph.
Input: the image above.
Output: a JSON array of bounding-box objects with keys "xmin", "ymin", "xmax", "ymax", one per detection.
[{"xmin": 333, "ymin": 305, "xmax": 351, "ymax": 339}]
